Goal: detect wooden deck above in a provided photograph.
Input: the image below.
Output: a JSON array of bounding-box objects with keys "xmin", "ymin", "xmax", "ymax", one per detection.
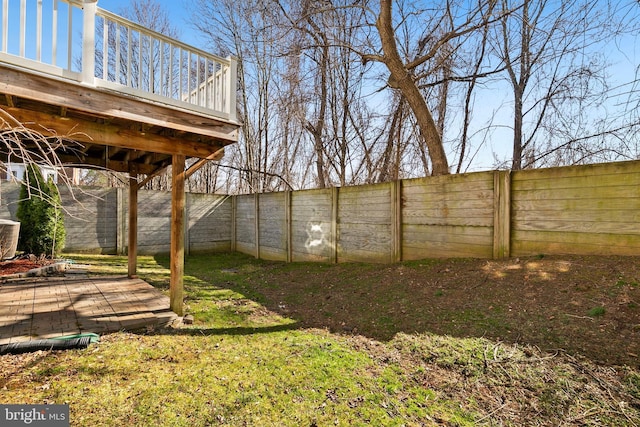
[
  {"xmin": 0, "ymin": 0, "xmax": 239, "ymax": 176},
  {"xmin": 0, "ymin": 62, "xmax": 238, "ymax": 175}
]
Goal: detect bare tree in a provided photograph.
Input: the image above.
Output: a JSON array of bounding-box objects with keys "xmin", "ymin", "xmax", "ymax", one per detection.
[
  {"xmin": 494, "ymin": 0, "xmax": 631, "ymax": 170},
  {"xmin": 362, "ymin": 0, "xmax": 501, "ymax": 176},
  {"xmin": 0, "ymin": 108, "xmax": 82, "ymax": 203}
]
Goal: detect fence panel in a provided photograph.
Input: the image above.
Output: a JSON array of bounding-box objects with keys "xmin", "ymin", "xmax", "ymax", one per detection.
[
  {"xmin": 59, "ymin": 186, "xmax": 118, "ymax": 253},
  {"xmin": 257, "ymin": 192, "xmax": 288, "ymax": 261},
  {"xmin": 136, "ymin": 189, "xmax": 171, "ymax": 254},
  {"xmin": 290, "ymin": 188, "xmax": 334, "ymax": 262},
  {"xmin": 338, "ymin": 183, "xmax": 393, "ymax": 263},
  {"xmin": 402, "ymin": 171, "xmax": 495, "ymax": 259},
  {"xmin": 511, "ymin": 160, "xmax": 640, "ymax": 256},
  {"xmin": 234, "ymin": 194, "xmax": 256, "ymax": 256},
  {"xmin": 188, "ymin": 193, "xmax": 231, "ymax": 254}
]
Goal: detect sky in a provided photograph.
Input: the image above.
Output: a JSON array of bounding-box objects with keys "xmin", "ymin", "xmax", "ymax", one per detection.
[
  {"xmin": 98, "ymin": 0, "xmax": 200, "ymax": 47},
  {"xmin": 94, "ymin": 0, "xmax": 640, "ymax": 172}
]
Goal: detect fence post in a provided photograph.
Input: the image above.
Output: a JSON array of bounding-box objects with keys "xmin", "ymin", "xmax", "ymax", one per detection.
[
  {"xmin": 254, "ymin": 192, "xmax": 260, "ymax": 259},
  {"xmin": 391, "ymin": 180, "xmax": 402, "ymax": 263},
  {"xmin": 493, "ymin": 170, "xmax": 511, "ymax": 259},
  {"xmin": 285, "ymin": 190, "xmax": 292, "ymax": 262},
  {"xmin": 116, "ymin": 187, "xmax": 126, "ymax": 255},
  {"xmin": 184, "ymin": 194, "xmax": 190, "ymax": 256},
  {"xmin": 230, "ymin": 195, "xmax": 237, "ymax": 252},
  {"xmin": 81, "ymin": 0, "xmax": 97, "ymax": 85},
  {"xmin": 331, "ymin": 187, "xmax": 338, "ymax": 263}
]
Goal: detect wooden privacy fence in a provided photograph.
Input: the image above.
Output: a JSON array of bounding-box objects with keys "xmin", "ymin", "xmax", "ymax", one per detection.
[
  {"xmin": 0, "ymin": 159, "xmax": 638, "ymax": 260},
  {"xmin": 0, "ymin": 184, "xmax": 232, "ymax": 255},
  {"xmin": 235, "ymin": 160, "xmax": 640, "ymax": 262}
]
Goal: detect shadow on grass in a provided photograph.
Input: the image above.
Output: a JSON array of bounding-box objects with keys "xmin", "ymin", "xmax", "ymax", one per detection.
[
  {"xmin": 153, "ymin": 252, "xmax": 640, "ymax": 366},
  {"xmin": 145, "ymin": 323, "xmax": 299, "ymax": 337}
]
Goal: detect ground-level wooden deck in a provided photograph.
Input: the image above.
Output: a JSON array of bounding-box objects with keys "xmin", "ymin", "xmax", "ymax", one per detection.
[{"xmin": 0, "ymin": 273, "xmax": 176, "ymax": 345}]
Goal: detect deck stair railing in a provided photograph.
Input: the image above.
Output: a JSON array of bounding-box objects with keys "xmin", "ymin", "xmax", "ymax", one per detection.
[{"xmin": 0, "ymin": 0, "xmax": 237, "ymax": 122}]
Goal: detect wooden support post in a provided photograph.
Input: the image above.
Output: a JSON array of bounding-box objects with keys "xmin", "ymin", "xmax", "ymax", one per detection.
[
  {"xmin": 127, "ymin": 175, "xmax": 138, "ymax": 278},
  {"xmin": 493, "ymin": 170, "xmax": 511, "ymax": 259},
  {"xmin": 170, "ymin": 155, "xmax": 186, "ymax": 316}
]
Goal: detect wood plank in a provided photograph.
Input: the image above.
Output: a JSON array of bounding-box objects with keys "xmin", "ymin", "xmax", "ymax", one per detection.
[
  {"xmin": 339, "ymin": 224, "xmax": 392, "ymax": 248},
  {"xmin": 286, "ymin": 190, "xmax": 292, "ymax": 263},
  {"xmin": 235, "ymin": 241, "xmax": 256, "ymax": 255},
  {"xmin": 514, "ymin": 219, "xmax": 640, "ymax": 234},
  {"xmin": 0, "ymin": 64, "xmax": 239, "ymax": 139},
  {"xmin": 511, "ymin": 229, "xmax": 640, "ymax": 256},
  {"xmin": 258, "ymin": 246, "xmax": 288, "ymax": 261},
  {"xmin": 231, "ymin": 195, "xmax": 237, "ymax": 252},
  {"xmin": 332, "ymin": 187, "xmax": 338, "ymax": 263},
  {"xmin": 391, "ymin": 180, "xmax": 402, "ymax": 263},
  {"xmin": 403, "ymin": 170, "xmax": 494, "ymax": 186},
  {"xmin": 255, "ymin": 193, "xmax": 260, "ymax": 258},
  {"xmin": 402, "ymin": 211, "xmax": 493, "ymax": 227},
  {"xmin": 512, "ymin": 184, "xmax": 640, "ymax": 201},
  {"xmin": 291, "ymin": 250, "xmax": 332, "ymax": 263},
  {"xmin": 259, "ymin": 229, "xmax": 287, "ymax": 247},
  {"xmin": 514, "ymin": 209, "xmax": 640, "ymax": 223},
  {"xmin": 338, "ymin": 247, "xmax": 392, "ymax": 263},
  {"xmin": 339, "ymin": 211, "xmax": 391, "ymax": 224},
  {"xmin": 403, "ymin": 171, "xmax": 494, "ymax": 193},
  {"xmin": 511, "ymin": 159, "xmax": 640, "ymax": 182},
  {"xmin": 117, "ymin": 187, "xmax": 126, "ymax": 255},
  {"xmin": 339, "ymin": 187, "xmax": 391, "ymax": 201},
  {"xmin": 513, "ymin": 174, "xmax": 640, "ymax": 192},
  {"xmin": 513, "ymin": 198, "xmax": 640, "ymax": 212},
  {"xmin": 134, "ymin": 244, "xmax": 172, "ymax": 255},
  {"xmin": 402, "ymin": 241, "xmax": 492, "ymax": 259},
  {"xmin": 403, "ymin": 224, "xmax": 493, "ymax": 243},
  {"xmin": 403, "ymin": 191, "xmax": 494, "ymax": 206}
]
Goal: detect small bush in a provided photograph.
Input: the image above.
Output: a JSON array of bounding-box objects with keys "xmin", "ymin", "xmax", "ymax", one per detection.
[{"xmin": 16, "ymin": 164, "xmax": 66, "ymax": 257}]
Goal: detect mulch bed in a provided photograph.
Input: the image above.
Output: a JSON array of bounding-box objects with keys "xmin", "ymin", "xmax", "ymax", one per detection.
[{"xmin": 0, "ymin": 257, "xmax": 55, "ymax": 276}]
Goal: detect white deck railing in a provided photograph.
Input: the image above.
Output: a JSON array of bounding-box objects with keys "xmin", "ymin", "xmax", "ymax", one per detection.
[{"xmin": 0, "ymin": 0, "xmax": 237, "ymax": 122}]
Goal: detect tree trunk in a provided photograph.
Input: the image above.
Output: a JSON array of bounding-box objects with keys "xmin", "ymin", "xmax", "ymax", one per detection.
[
  {"xmin": 376, "ymin": 0, "xmax": 449, "ymax": 176},
  {"xmin": 512, "ymin": 89, "xmax": 524, "ymax": 170}
]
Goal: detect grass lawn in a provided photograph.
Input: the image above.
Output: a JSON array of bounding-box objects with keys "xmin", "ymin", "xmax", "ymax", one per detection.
[{"xmin": 2, "ymin": 252, "xmax": 640, "ymax": 426}]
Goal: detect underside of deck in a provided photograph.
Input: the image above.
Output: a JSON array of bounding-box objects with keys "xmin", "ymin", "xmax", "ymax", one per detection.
[{"xmin": 0, "ymin": 63, "xmax": 239, "ymax": 175}]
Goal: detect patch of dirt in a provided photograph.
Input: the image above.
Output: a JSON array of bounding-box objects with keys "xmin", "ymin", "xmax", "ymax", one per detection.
[{"xmin": 242, "ymin": 255, "xmax": 640, "ymax": 366}]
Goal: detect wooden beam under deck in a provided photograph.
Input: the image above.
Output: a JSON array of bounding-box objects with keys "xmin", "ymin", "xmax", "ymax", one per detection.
[
  {"xmin": 3, "ymin": 107, "xmax": 228, "ymax": 161},
  {"xmin": 0, "ymin": 64, "xmax": 239, "ymax": 141}
]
